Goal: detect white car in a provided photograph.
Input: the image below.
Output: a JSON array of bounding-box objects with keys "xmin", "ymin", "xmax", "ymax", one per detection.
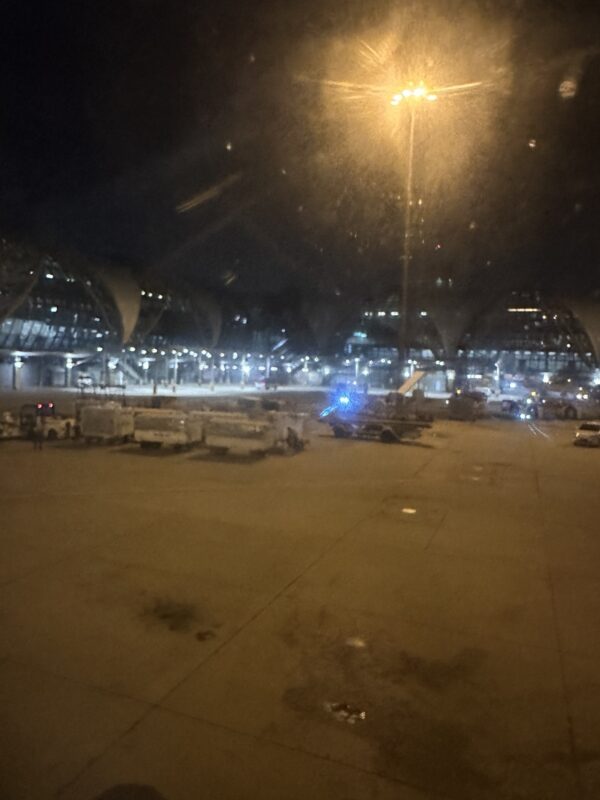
[{"xmin": 574, "ymin": 421, "xmax": 600, "ymax": 447}]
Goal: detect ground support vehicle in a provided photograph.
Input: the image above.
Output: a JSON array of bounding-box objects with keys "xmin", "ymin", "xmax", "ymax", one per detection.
[
  {"xmin": 535, "ymin": 398, "xmax": 578, "ymax": 420},
  {"xmin": 328, "ymin": 411, "xmax": 431, "ymax": 443},
  {"xmin": 265, "ymin": 411, "xmax": 308, "ymax": 452},
  {"xmin": 204, "ymin": 414, "xmax": 276, "ymax": 456},
  {"xmin": 133, "ymin": 408, "xmax": 207, "ymax": 449},
  {"xmin": 448, "ymin": 392, "xmax": 487, "ymax": 421},
  {"xmin": 184, "ymin": 410, "xmax": 209, "ymax": 446},
  {"xmin": 133, "ymin": 409, "xmax": 189, "ymax": 449},
  {"xmin": 0, "ymin": 411, "xmax": 21, "ymax": 440},
  {"xmin": 19, "ymin": 402, "xmax": 75, "ymax": 440},
  {"xmin": 501, "ymin": 399, "xmax": 537, "ymax": 420},
  {"xmin": 202, "ymin": 407, "xmax": 308, "ymax": 456},
  {"xmin": 538, "ymin": 398, "xmax": 600, "ymax": 421},
  {"xmin": 80, "ymin": 403, "xmax": 135, "ymax": 444},
  {"xmin": 573, "ymin": 421, "xmax": 600, "ymax": 447}
]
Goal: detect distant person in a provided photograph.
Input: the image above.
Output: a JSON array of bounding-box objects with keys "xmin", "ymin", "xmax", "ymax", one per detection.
[{"xmin": 32, "ymin": 419, "xmax": 44, "ymax": 450}]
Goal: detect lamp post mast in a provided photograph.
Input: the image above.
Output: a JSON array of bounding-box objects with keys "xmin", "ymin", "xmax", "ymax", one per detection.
[{"xmin": 400, "ymin": 102, "xmax": 416, "ymax": 368}]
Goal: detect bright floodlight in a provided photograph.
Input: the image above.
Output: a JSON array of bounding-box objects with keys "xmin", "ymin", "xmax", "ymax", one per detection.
[{"xmin": 390, "ymin": 85, "xmax": 437, "ymax": 106}]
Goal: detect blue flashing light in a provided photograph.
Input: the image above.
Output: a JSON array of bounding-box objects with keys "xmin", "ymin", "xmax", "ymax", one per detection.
[
  {"xmin": 322, "ymin": 386, "xmax": 367, "ymax": 418},
  {"xmin": 319, "ymin": 405, "xmax": 336, "ymax": 418}
]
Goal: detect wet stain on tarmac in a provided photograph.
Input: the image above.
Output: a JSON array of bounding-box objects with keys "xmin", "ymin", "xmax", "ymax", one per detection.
[
  {"xmin": 283, "ymin": 675, "xmax": 497, "ymax": 798},
  {"xmin": 143, "ymin": 598, "xmax": 198, "ymax": 631},
  {"xmin": 196, "ymin": 628, "xmax": 216, "ymax": 642},
  {"xmin": 384, "ymin": 647, "xmax": 486, "ymax": 692},
  {"xmin": 281, "ymin": 630, "xmax": 500, "ymax": 798},
  {"xmin": 372, "ymin": 707, "xmax": 499, "ymax": 798}
]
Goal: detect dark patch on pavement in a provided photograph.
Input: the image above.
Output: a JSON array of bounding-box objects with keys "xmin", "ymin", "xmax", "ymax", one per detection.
[
  {"xmin": 371, "ymin": 704, "xmax": 499, "ymax": 798},
  {"xmin": 94, "ymin": 786, "xmax": 167, "ymax": 799},
  {"xmin": 196, "ymin": 628, "xmax": 216, "ymax": 642},
  {"xmin": 143, "ymin": 598, "xmax": 197, "ymax": 631},
  {"xmin": 384, "ymin": 647, "xmax": 486, "ymax": 691},
  {"xmin": 281, "ymin": 631, "xmax": 501, "ymax": 798},
  {"xmin": 283, "ymin": 679, "xmax": 498, "ymax": 798}
]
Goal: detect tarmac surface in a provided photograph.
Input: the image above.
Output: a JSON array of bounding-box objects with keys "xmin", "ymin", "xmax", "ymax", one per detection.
[{"xmin": 1, "ymin": 415, "xmax": 599, "ymax": 799}]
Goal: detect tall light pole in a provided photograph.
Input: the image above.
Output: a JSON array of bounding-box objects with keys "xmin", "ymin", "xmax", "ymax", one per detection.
[
  {"xmin": 298, "ymin": 69, "xmax": 484, "ymax": 373},
  {"xmin": 400, "ymin": 102, "xmax": 415, "ymax": 367},
  {"xmin": 390, "ymin": 85, "xmax": 438, "ymax": 367}
]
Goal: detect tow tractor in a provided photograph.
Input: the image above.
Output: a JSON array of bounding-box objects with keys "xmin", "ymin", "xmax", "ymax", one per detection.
[
  {"xmin": 322, "ymin": 372, "xmax": 433, "ymax": 443},
  {"xmin": 327, "ymin": 397, "xmax": 431, "ymax": 443},
  {"xmin": 19, "ymin": 402, "xmax": 75, "ymax": 440}
]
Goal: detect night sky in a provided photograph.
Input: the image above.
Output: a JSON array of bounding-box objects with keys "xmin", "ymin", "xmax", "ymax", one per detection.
[{"xmin": 2, "ymin": 0, "xmax": 600, "ymax": 310}]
